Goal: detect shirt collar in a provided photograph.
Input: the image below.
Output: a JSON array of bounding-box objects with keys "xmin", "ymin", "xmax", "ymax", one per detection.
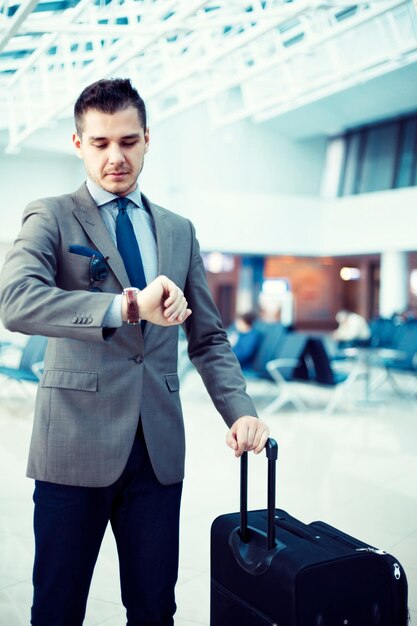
[{"xmin": 86, "ymin": 178, "xmax": 144, "ymax": 210}]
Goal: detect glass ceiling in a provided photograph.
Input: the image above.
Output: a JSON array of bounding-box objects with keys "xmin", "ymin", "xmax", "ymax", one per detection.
[{"xmin": 0, "ymin": 0, "xmax": 416, "ymax": 152}]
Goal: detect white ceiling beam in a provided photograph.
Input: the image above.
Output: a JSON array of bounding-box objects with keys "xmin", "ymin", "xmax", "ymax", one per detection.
[
  {"xmin": 149, "ymin": 0, "xmax": 413, "ymax": 124},
  {"xmin": 252, "ymin": 47, "xmax": 417, "ymax": 124},
  {"xmin": 73, "ymin": 0, "xmax": 212, "ymax": 82},
  {"xmin": 7, "ymin": 0, "xmax": 181, "ymax": 87},
  {"xmin": 138, "ymin": 5, "xmax": 417, "ymax": 127},
  {"xmin": 2, "ymin": 0, "xmax": 414, "ymax": 152},
  {"xmin": 5, "ymin": 0, "xmax": 212, "ymax": 151},
  {"xmin": 18, "ymin": 22, "xmax": 158, "ymax": 36},
  {"xmin": 0, "ymin": 35, "xmax": 38, "ymax": 52},
  {"xmin": 175, "ymin": 4, "xmax": 307, "ymax": 29},
  {"xmin": 227, "ymin": 39, "xmax": 417, "ymax": 126},
  {"xmin": 17, "ymin": 5, "xmax": 306, "ymax": 37},
  {"xmin": 313, "ymin": 0, "xmax": 394, "ymax": 6},
  {"xmin": 145, "ymin": 0, "xmax": 405, "ymax": 102},
  {"xmin": 145, "ymin": 3, "xmax": 311, "ymax": 99},
  {"xmin": 8, "ymin": 0, "xmax": 92, "ymax": 87},
  {"xmin": 0, "ymin": 0, "xmax": 39, "ymax": 52}
]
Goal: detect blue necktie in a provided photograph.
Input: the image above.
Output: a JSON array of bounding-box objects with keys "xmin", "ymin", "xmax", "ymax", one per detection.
[{"xmin": 116, "ymin": 197, "xmax": 147, "ymax": 290}]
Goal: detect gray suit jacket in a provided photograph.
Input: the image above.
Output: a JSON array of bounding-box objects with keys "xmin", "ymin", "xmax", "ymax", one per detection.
[{"xmin": 0, "ymin": 184, "xmax": 257, "ymax": 487}]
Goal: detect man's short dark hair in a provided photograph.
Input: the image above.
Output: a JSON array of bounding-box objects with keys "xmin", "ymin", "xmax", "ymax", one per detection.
[
  {"xmin": 74, "ymin": 78, "xmax": 147, "ymax": 135},
  {"xmin": 240, "ymin": 311, "xmax": 257, "ymax": 327}
]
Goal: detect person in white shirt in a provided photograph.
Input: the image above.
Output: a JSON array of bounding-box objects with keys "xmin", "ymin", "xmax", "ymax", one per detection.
[{"xmin": 333, "ymin": 309, "xmax": 371, "ymax": 345}]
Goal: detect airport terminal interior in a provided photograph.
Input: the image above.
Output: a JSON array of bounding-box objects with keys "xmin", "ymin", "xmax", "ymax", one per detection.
[{"xmin": 1, "ymin": 0, "xmax": 417, "ymax": 624}]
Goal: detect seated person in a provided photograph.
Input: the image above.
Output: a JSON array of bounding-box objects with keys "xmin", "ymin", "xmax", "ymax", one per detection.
[
  {"xmin": 333, "ymin": 309, "xmax": 371, "ymax": 348},
  {"xmin": 229, "ymin": 312, "xmax": 262, "ymax": 369}
]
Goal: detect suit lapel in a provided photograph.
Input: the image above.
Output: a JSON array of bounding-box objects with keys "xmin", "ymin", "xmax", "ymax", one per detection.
[
  {"xmin": 142, "ymin": 194, "xmax": 173, "ymax": 278},
  {"xmin": 72, "ymin": 185, "xmax": 174, "ymax": 341},
  {"xmin": 73, "ymin": 184, "xmax": 130, "ymax": 288},
  {"xmin": 142, "ymin": 194, "xmax": 173, "ymax": 341}
]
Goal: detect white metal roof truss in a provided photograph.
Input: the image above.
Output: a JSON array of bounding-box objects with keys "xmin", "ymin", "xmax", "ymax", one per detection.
[{"xmin": 0, "ymin": 0, "xmax": 416, "ymax": 152}]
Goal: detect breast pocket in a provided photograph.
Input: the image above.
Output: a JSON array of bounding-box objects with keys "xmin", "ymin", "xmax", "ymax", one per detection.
[{"xmin": 59, "ymin": 253, "xmax": 92, "ymax": 291}]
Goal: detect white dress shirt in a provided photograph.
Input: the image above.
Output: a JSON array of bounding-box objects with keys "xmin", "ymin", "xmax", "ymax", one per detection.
[{"xmin": 86, "ymin": 179, "xmax": 158, "ymax": 327}]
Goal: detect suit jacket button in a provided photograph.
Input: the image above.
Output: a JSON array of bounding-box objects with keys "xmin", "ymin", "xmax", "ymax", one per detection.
[
  {"xmin": 72, "ymin": 316, "xmax": 79, "ymax": 323},
  {"xmin": 134, "ymin": 354, "xmax": 144, "ymax": 364},
  {"xmin": 87, "ymin": 317, "xmax": 93, "ymax": 324}
]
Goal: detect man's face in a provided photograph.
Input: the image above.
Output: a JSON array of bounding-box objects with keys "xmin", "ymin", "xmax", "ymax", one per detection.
[{"xmin": 72, "ymin": 106, "xmax": 149, "ymax": 196}]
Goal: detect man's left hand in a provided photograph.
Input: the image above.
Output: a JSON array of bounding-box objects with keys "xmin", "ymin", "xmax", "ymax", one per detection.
[{"xmin": 226, "ymin": 416, "xmax": 270, "ymax": 458}]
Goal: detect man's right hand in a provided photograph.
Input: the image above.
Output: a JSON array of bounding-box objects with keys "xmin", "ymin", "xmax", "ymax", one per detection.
[{"xmin": 122, "ymin": 275, "xmax": 192, "ymax": 326}]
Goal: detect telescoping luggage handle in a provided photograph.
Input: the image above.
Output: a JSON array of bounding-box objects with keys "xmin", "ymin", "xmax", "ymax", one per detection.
[{"xmin": 240, "ymin": 438, "xmax": 278, "ymax": 550}]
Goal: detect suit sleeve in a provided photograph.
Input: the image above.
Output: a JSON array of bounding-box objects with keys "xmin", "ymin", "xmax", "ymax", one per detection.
[
  {"xmin": 182, "ymin": 220, "xmax": 258, "ymax": 426},
  {"xmin": 0, "ymin": 200, "xmax": 116, "ymax": 342}
]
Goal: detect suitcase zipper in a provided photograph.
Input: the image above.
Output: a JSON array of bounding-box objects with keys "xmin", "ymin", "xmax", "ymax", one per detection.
[
  {"xmin": 282, "ymin": 519, "xmax": 402, "ymax": 580},
  {"xmin": 356, "ymin": 549, "xmax": 402, "ymax": 580},
  {"xmin": 311, "ymin": 521, "xmax": 377, "ymax": 551},
  {"xmin": 277, "ymin": 517, "xmax": 364, "ymax": 551},
  {"xmin": 355, "ymin": 547, "xmax": 387, "ymax": 555},
  {"xmin": 393, "ymin": 562, "xmax": 401, "ymax": 580},
  {"xmin": 313, "ymin": 522, "xmax": 404, "ymax": 582}
]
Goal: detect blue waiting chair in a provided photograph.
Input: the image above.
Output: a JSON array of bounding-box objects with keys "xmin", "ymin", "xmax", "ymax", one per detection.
[
  {"xmin": 264, "ymin": 333, "xmax": 310, "ymax": 412},
  {"xmin": 0, "ymin": 335, "xmax": 47, "ymax": 390}
]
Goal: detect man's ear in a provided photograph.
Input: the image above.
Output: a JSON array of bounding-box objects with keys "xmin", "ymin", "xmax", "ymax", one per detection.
[
  {"xmin": 144, "ymin": 128, "xmax": 150, "ymax": 153},
  {"xmin": 72, "ymin": 132, "xmax": 83, "ymax": 158}
]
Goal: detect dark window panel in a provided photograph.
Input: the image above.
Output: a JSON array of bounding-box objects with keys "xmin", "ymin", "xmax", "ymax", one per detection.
[
  {"xmin": 394, "ymin": 117, "xmax": 417, "ymax": 188},
  {"xmin": 358, "ymin": 122, "xmax": 399, "ymax": 193},
  {"xmin": 412, "ymin": 119, "xmax": 417, "ymax": 186},
  {"xmin": 339, "ymin": 132, "xmax": 363, "ymax": 196}
]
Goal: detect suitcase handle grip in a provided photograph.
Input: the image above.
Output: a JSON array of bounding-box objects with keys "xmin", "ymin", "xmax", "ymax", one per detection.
[{"xmin": 240, "ymin": 438, "xmax": 278, "ymax": 550}]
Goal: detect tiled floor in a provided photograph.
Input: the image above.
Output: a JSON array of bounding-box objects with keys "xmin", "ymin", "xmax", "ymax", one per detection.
[{"xmin": 0, "ymin": 367, "xmax": 416, "ymax": 625}]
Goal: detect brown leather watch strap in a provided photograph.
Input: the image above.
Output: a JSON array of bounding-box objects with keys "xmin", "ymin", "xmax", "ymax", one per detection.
[{"xmin": 123, "ymin": 288, "xmax": 140, "ymax": 325}]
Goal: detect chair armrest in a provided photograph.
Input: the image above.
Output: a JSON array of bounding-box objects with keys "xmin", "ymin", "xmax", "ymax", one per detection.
[
  {"xmin": 0, "ymin": 341, "xmax": 13, "ymax": 358},
  {"xmin": 266, "ymin": 358, "xmax": 301, "ymax": 383},
  {"xmin": 0, "ymin": 340, "xmax": 23, "ymax": 352},
  {"xmin": 31, "ymin": 361, "xmax": 44, "ymax": 381}
]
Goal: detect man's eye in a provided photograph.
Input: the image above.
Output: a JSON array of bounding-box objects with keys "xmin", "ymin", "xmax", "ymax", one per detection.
[
  {"xmin": 123, "ymin": 141, "xmax": 137, "ymax": 147},
  {"xmin": 94, "ymin": 144, "xmax": 106, "ymax": 149}
]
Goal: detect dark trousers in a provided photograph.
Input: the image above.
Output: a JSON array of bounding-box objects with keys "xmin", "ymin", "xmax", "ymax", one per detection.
[{"xmin": 31, "ymin": 426, "xmax": 183, "ymax": 626}]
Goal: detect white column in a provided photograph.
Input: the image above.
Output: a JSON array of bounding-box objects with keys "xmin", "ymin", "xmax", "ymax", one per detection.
[
  {"xmin": 236, "ymin": 263, "xmax": 254, "ymax": 314},
  {"xmin": 320, "ymin": 137, "xmax": 345, "ymax": 199},
  {"xmin": 379, "ymin": 251, "xmax": 408, "ymax": 318}
]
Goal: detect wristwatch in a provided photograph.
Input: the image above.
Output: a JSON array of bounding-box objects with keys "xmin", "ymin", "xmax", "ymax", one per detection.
[{"xmin": 123, "ymin": 288, "xmax": 140, "ymax": 325}]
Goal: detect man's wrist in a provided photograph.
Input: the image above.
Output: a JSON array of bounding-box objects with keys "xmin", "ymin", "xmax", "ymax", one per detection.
[{"xmin": 104, "ymin": 295, "xmax": 123, "ymax": 327}]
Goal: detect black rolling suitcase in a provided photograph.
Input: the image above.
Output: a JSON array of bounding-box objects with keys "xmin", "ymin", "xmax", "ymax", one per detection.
[{"xmin": 210, "ymin": 439, "xmax": 408, "ymax": 626}]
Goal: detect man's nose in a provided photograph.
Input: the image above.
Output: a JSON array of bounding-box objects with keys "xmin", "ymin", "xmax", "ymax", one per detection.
[{"xmin": 108, "ymin": 144, "xmax": 125, "ymax": 164}]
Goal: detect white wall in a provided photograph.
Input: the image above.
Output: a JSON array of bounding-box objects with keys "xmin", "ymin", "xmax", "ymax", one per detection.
[
  {"xmin": 0, "ymin": 105, "xmax": 415, "ymax": 258},
  {"xmin": 142, "ymin": 104, "xmax": 327, "ymax": 203},
  {"xmin": 0, "ymin": 151, "xmax": 83, "ymax": 243},
  {"xmin": 168, "ymin": 189, "xmax": 323, "ymax": 255},
  {"xmin": 0, "ymin": 103, "xmax": 328, "ymax": 254},
  {"xmin": 171, "ymin": 186, "xmax": 417, "ymax": 256},
  {"xmin": 321, "ymin": 187, "xmax": 417, "ymax": 255},
  {"xmin": 139, "ymin": 103, "xmax": 328, "ymax": 253}
]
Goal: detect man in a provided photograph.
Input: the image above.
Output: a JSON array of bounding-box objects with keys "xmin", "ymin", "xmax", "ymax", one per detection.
[
  {"xmin": 0, "ymin": 78, "xmax": 269, "ymax": 626},
  {"xmin": 333, "ymin": 309, "xmax": 371, "ymax": 347},
  {"xmin": 229, "ymin": 311, "xmax": 262, "ymax": 369}
]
